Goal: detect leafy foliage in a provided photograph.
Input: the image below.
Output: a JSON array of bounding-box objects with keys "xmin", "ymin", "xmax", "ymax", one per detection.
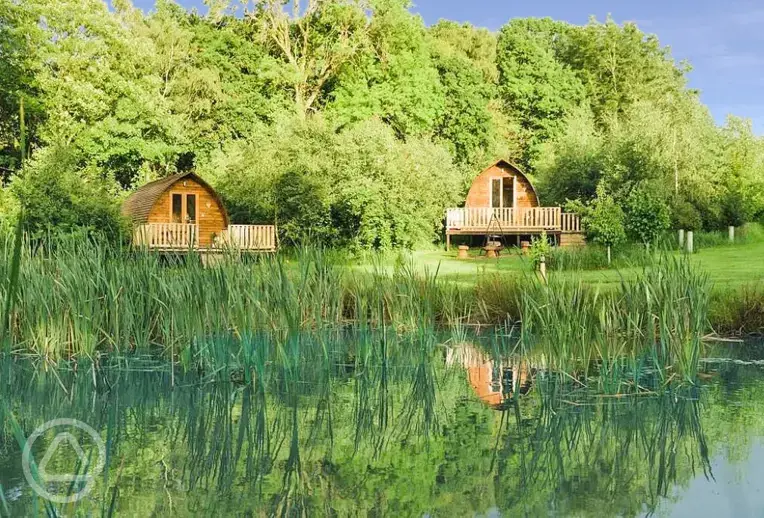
[
  {"xmin": 528, "ymin": 231, "xmax": 553, "ymax": 269},
  {"xmin": 0, "ymin": 1, "xmax": 762, "ymax": 246},
  {"xmin": 572, "ymin": 184, "xmax": 626, "ymax": 262},
  {"xmin": 624, "ymin": 184, "xmax": 671, "ymax": 246}
]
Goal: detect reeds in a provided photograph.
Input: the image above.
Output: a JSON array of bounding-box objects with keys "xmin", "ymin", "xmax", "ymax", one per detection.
[
  {"xmin": 0, "ymin": 232, "xmax": 722, "ymax": 383},
  {"xmin": 709, "ymin": 283, "xmax": 764, "ymax": 336},
  {"xmin": 515, "ymin": 255, "xmax": 711, "ymax": 384},
  {"xmin": 546, "ymin": 242, "xmax": 656, "ymax": 271}
]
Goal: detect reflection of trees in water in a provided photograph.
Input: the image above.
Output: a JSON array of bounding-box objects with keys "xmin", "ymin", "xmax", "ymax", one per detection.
[{"xmin": 3, "ymin": 343, "xmax": 763, "ymax": 517}]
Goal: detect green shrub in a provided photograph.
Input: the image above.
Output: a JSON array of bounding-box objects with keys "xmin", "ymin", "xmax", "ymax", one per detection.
[
  {"xmin": 574, "ymin": 184, "xmax": 626, "ymax": 264},
  {"xmin": 210, "ymin": 118, "xmax": 462, "ymax": 250},
  {"xmin": 8, "ymin": 147, "xmax": 124, "ymax": 239},
  {"xmin": 528, "ymin": 231, "xmax": 553, "ymax": 269},
  {"xmin": 672, "ymin": 199, "xmax": 703, "ymax": 231},
  {"xmin": 625, "ymin": 184, "xmax": 670, "ymax": 247}
]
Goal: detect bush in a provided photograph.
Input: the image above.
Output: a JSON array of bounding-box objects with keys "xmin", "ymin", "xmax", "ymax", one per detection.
[
  {"xmin": 624, "ymin": 184, "xmax": 670, "ymax": 247},
  {"xmin": 208, "ymin": 117, "xmax": 462, "ymax": 250},
  {"xmin": 672, "ymin": 199, "xmax": 702, "ymax": 231},
  {"xmin": 8, "ymin": 146, "xmax": 124, "ymax": 239},
  {"xmin": 576, "ymin": 184, "xmax": 626, "ymax": 264},
  {"xmin": 528, "ymin": 231, "xmax": 553, "ymax": 269},
  {"xmin": 274, "ymin": 170, "xmax": 335, "ymax": 245}
]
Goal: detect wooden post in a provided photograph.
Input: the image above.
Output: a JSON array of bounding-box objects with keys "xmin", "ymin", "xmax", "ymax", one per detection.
[
  {"xmin": 446, "ymin": 232, "xmax": 451, "ymax": 252},
  {"xmin": 686, "ymin": 231, "xmax": 694, "ymax": 254},
  {"xmin": 678, "ymin": 229, "xmax": 685, "ymax": 249},
  {"xmin": 539, "ymin": 255, "xmax": 547, "ymax": 284},
  {"xmin": 729, "ymin": 226, "xmax": 735, "ymax": 243}
]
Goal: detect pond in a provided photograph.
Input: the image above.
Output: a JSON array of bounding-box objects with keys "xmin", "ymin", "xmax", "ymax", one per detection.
[{"xmin": 1, "ymin": 336, "xmax": 763, "ymax": 517}]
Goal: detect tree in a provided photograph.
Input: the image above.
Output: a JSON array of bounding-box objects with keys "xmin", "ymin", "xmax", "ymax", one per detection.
[
  {"xmin": 534, "ymin": 106, "xmax": 603, "ymax": 204},
  {"xmin": 207, "ymin": 117, "xmax": 461, "ymax": 249},
  {"xmin": 1, "ymin": 0, "xmax": 762, "ymax": 244},
  {"xmin": 10, "ymin": 145, "xmax": 122, "ymax": 236},
  {"xmin": 671, "ymin": 198, "xmax": 702, "ymax": 232},
  {"xmin": 273, "ymin": 169, "xmax": 334, "ymax": 245},
  {"xmin": 562, "ymin": 17, "xmax": 688, "ymax": 123},
  {"xmin": 584, "ymin": 184, "xmax": 625, "ymax": 264},
  {"xmin": 0, "ymin": 0, "xmax": 43, "ymax": 181},
  {"xmin": 496, "ymin": 18, "xmax": 585, "ymax": 165},
  {"xmin": 624, "ymin": 184, "xmax": 670, "ymax": 248},
  {"xmin": 431, "ymin": 52, "xmax": 493, "ymax": 166},
  {"xmin": 328, "ymin": 0, "xmax": 444, "ymax": 138},
  {"xmin": 716, "ymin": 116, "xmax": 764, "ymax": 227},
  {"xmin": 246, "ymin": 0, "xmax": 369, "ymax": 116}
]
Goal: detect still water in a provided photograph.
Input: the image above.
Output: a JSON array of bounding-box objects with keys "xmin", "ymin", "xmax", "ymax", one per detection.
[{"xmin": 1, "ymin": 338, "xmax": 763, "ymax": 517}]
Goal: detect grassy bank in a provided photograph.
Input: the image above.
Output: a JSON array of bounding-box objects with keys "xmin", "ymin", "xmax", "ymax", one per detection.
[{"xmin": 411, "ymin": 224, "xmax": 764, "ymax": 287}]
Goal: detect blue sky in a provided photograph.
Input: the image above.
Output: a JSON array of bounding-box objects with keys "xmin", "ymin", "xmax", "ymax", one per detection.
[{"xmin": 133, "ymin": 0, "xmax": 764, "ymax": 132}]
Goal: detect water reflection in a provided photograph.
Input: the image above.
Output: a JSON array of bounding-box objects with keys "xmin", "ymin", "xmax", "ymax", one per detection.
[
  {"xmin": 0, "ymin": 337, "xmax": 763, "ymax": 516},
  {"xmin": 446, "ymin": 343, "xmax": 533, "ymax": 408}
]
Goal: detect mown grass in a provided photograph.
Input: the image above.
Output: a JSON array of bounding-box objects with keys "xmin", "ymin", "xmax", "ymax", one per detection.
[{"xmin": 416, "ymin": 223, "xmax": 764, "ymax": 287}]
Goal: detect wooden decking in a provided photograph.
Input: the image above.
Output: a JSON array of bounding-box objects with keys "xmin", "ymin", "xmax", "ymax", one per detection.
[
  {"xmin": 133, "ymin": 223, "xmax": 277, "ymax": 252},
  {"xmin": 445, "ymin": 207, "xmax": 582, "ymax": 249}
]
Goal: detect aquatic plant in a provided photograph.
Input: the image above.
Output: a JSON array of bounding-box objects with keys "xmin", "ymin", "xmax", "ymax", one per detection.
[
  {"xmin": 0, "ymin": 232, "xmax": 723, "ymax": 385},
  {"xmin": 515, "ymin": 255, "xmax": 710, "ymax": 383}
]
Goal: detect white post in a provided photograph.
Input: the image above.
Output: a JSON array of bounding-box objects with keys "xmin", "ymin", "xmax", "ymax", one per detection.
[
  {"xmin": 686, "ymin": 231, "xmax": 694, "ymax": 254},
  {"xmin": 678, "ymin": 229, "xmax": 685, "ymax": 249},
  {"xmin": 729, "ymin": 226, "xmax": 735, "ymax": 243},
  {"xmin": 539, "ymin": 255, "xmax": 547, "ymax": 284}
]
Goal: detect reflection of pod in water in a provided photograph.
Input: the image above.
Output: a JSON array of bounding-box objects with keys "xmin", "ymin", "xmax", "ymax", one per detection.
[{"xmin": 448, "ymin": 343, "xmax": 535, "ymax": 408}]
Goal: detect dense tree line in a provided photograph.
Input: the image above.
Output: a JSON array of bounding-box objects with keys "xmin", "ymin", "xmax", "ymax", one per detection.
[{"xmin": 0, "ymin": 0, "xmax": 762, "ymax": 248}]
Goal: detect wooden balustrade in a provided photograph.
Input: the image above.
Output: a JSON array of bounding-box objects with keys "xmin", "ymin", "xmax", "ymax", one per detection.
[
  {"xmin": 133, "ymin": 224, "xmax": 277, "ymax": 252},
  {"xmin": 134, "ymin": 223, "xmax": 198, "ymax": 249},
  {"xmin": 222, "ymin": 225, "xmax": 277, "ymax": 251},
  {"xmin": 560, "ymin": 212, "xmax": 582, "ymax": 233},
  {"xmin": 446, "ymin": 207, "xmax": 572, "ymax": 231}
]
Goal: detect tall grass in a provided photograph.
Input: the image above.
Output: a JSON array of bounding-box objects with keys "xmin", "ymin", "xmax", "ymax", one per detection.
[
  {"xmin": 0, "ymin": 235, "xmax": 473, "ymax": 361},
  {"xmin": 0, "ymin": 232, "xmax": 731, "ymax": 383},
  {"xmin": 0, "ymin": 216, "xmax": 23, "ymax": 352},
  {"xmin": 684, "ymin": 222, "xmax": 763, "ymax": 250},
  {"xmin": 516, "ymin": 256, "xmax": 711, "ymax": 383},
  {"xmin": 546, "ymin": 243, "xmax": 656, "ymax": 271},
  {"xmin": 710, "ymin": 283, "xmax": 764, "ymax": 336}
]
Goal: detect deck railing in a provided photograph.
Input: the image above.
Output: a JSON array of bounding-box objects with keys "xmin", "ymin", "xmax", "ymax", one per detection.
[
  {"xmin": 446, "ymin": 207, "xmax": 581, "ymax": 233},
  {"xmin": 560, "ymin": 212, "xmax": 581, "ymax": 233},
  {"xmin": 134, "ymin": 223, "xmax": 199, "ymax": 249},
  {"xmin": 221, "ymin": 225, "xmax": 277, "ymax": 251},
  {"xmin": 133, "ymin": 223, "xmax": 277, "ymax": 252}
]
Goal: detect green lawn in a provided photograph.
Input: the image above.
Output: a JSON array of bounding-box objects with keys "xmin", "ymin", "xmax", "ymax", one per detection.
[{"xmin": 405, "ymin": 239, "xmax": 764, "ymax": 289}]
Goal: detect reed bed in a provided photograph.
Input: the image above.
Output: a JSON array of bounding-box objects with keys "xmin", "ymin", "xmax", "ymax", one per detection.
[
  {"xmin": 709, "ymin": 283, "xmax": 764, "ymax": 336},
  {"xmin": 0, "ymin": 234, "xmax": 474, "ymax": 360},
  {"xmin": 516, "ymin": 256, "xmax": 711, "ymax": 383},
  {"xmin": 0, "ymin": 233, "xmax": 724, "ymax": 382}
]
